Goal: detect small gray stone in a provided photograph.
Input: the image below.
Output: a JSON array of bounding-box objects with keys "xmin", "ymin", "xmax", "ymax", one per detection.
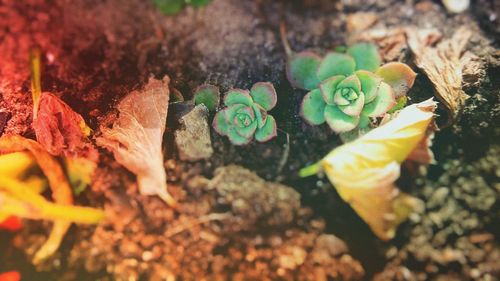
[{"xmin": 175, "ymin": 104, "xmax": 213, "ymax": 161}]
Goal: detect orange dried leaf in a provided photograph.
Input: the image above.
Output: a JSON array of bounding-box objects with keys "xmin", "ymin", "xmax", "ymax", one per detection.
[
  {"xmin": 29, "ymin": 49, "xmax": 96, "ymax": 160},
  {"xmin": 33, "ymin": 92, "xmax": 97, "ymax": 160}
]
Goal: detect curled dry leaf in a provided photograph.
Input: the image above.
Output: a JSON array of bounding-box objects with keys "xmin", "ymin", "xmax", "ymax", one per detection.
[
  {"xmin": 97, "ymin": 76, "xmax": 176, "ymax": 206},
  {"xmin": 407, "ymin": 26, "xmax": 472, "ymax": 126},
  {"xmin": 30, "ymin": 48, "xmax": 97, "ymax": 161},
  {"xmin": 0, "ymin": 135, "xmax": 104, "ymax": 263},
  {"xmin": 33, "ymin": 92, "xmax": 98, "ymax": 160},
  {"xmin": 300, "ymin": 99, "xmax": 437, "ymax": 240}
]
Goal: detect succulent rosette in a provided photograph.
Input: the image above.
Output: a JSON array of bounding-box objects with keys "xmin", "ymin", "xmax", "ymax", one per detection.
[
  {"xmin": 287, "ymin": 43, "xmax": 416, "ymax": 134},
  {"xmin": 213, "ymin": 82, "xmax": 278, "ymax": 145}
]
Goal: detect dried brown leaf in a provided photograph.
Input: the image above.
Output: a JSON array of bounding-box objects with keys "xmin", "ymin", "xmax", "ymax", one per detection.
[
  {"xmin": 33, "ymin": 92, "xmax": 98, "ymax": 161},
  {"xmin": 349, "ymin": 27, "xmax": 442, "ymax": 62},
  {"xmin": 407, "ymin": 26, "xmax": 471, "ymax": 126},
  {"xmin": 97, "ymin": 76, "xmax": 176, "ymax": 206}
]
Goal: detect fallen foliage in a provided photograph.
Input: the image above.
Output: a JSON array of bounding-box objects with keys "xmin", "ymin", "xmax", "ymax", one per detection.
[
  {"xmin": 300, "ymin": 99, "xmax": 437, "ymax": 240},
  {"xmin": 407, "ymin": 26, "xmax": 472, "ymax": 126},
  {"xmin": 97, "ymin": 76, "xmax": 176, "ymax": 206},
  {"xmin": 0, "ymin": 135, "xmax": 104, "ymax": 263},
  {"xmin": 30, "ymin": 49, "xmax": 97, "ymax": 161}
]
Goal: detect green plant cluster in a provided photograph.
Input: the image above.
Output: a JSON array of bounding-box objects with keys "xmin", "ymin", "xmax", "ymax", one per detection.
[
  {"xmin": 153, "ymin": 0, "xmax": 211, "ymax": 15},
  {"xmin": 287, "ymin": 43, "xmax": 416, "ymax": 135},
  {"xmin": 193, "ymin": 83, "xmax": 278, "ymax": 146}
]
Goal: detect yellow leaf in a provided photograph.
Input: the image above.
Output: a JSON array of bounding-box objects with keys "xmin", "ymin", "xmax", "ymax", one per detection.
[
  {"xmin": 0, "ymin": 152, "xmax": 35, "ymax": 178},
  {"xmin": 303, "ymin": 99, "xmax": 436, "ymax": 240},
  {"xmin": 30, "ymin": 48, "xmax": 42, "ymax": 119},
  {"xmin": 0, "ymin": 135, "xmax": 104, "ymax": 263},
  {"xmin": 64, "ymin": 157, "xmax": 96, "ymax": 195}
]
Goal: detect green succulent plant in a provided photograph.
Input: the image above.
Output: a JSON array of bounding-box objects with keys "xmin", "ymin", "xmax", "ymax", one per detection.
[
  {"xmin": 152, "ymin": 0, "xmax": 211, "ymax": 15},
  {"xmin": 286, "ymin": 42, "xmax": 416, "ymax": 135},
  {"xmin": 193, "ymin": 84, "xmax": 220, "ymax": 111},
  {"xmin": 213, "ymin": 82, "xmax": 278, "ymax": 145}
]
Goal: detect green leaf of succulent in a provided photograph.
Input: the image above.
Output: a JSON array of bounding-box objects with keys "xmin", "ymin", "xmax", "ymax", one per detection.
[
  {"xmin": 252, "ymin": 103, "xmax": 268, "ymax": 128},
  {"xmin": 255, "ymin": 115, "xmax": 277, "ymax": 142},
  {"xmin": 233, "ymin": 106, "xmax": 255, "ymax": 126},
  {"xmin": 362, "ymin": 82, "xmax": 396, "ymax": 117},
  {"xmin": 324, "ymin": 105, "xmax": 360, "ymax": 133},
  {"xmin": 153, "ymin": 0, "xmax": 185, "ymax": 15},
  {"xmin": 212, "ymin": 109, "xmax": 230, "ymax": 136},
  {"xmin": 336, "ymin": 74, "xmax": 362, "ymax": 94},
  {"xmin": 355, "ymin": 70, "xmax": 383, "ymax": 103},
  {"xmin": 227, "ymin": 127, "xmax": 252, "ymax": 145},
  {"xmin": 319, "ymin": 75, "xmax": 345, "ymax": 105},
  {"xmin": 225, "ymin": 104, "xmax": 247, "ymax": 121},
  {"xmin": 224, "ymin": 89, "xmax": 253, "ymax": 107},
  {"xmin": 300, "ymin": 89, "xmax": 326, "ymax": 125},
  {"xmin": 250, "ymin": 82, "xmax": 277, "ymax": 111},
  {"xmin": 347, "ymin": 43, "xmax": 381, "ymax": 72},
  {"xmin": 286, "ymin": 51, "xmax": 322, "ymax": 90},
  {"xmin": 235, "ymin": 120, "xmax": 257, "ymax": 138},
  {"xmin": 333, "ymin": 90, "xmax": 351, "ymax": 106},
  {"xmin": 358, "ymin": 114, "xmax": 371, "ymax": 128},
  {"xmin": 193, "ymin": 84, "xmax": 220, "ymax": 111},
  {"xmin": 338, "ymin": 92, "xmax": 365, "ymax": 116},
  {"xmin": 170, "ymin": 87, "xmax": 185, "ymax": 102},
  {"xmin": 317, "ymin": 52, "xmax": 356, "ymax": 81},
  {"xmin": 189, "ymin": 0, "xmax": 211, "ymax": 7},
  {"xmin": 375, "ymin": 62, "xmax": 417, "ymax": 98}
]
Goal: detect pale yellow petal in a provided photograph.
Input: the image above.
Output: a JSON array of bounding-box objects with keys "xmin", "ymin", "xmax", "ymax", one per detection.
[{"xmin": 318, "ymin": 99, "xmax": 436, "ymax": 240}]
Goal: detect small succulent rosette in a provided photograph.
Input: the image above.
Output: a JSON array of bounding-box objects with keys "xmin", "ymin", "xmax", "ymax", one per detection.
[
  {"xmin": 212, "ymin": 82, "xmax": 278, "ymax": 145},
  {"xmin": 287, "ymin": 42, "xmax": 416, "ymax": 136}
]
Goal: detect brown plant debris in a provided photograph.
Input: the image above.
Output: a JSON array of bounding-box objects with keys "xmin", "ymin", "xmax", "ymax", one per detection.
[
  {"xmin": 97, "ymin": 76, "xmax": 176, "ymax": 206},
  {"xmin": 353, "ymin": 26, "xmax": 480, "ymax": 126},
  {"xmin": 407, "ymin": 26, "xmax": 472, "ymax": 126}
]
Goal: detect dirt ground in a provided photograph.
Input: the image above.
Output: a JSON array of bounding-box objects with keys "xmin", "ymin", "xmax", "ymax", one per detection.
[{"xmin": 0, "ymin": 0, "xmax": 499, "ymax": 280}]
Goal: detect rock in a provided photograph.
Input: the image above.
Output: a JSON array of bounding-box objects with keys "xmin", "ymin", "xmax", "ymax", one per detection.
[
  {"xmin": 209, "ymin": 165, "xmax": 301, "ymax": 230},
  {"xmin": 426, "ymin": 187, "xmax": 449, "ymax": 208},
  {"xmin": 174, "ymin": 104, "xmax": 213, "ymax": 161},
  {"xmin": 315, "ymin": 234, "xmax": 348, "ymax": 257}
]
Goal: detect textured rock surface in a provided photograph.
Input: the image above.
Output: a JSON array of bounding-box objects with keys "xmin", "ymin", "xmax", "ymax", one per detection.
[{"xmin": 175, "ymin": 104, "xmax": 213, "ymax": 161}]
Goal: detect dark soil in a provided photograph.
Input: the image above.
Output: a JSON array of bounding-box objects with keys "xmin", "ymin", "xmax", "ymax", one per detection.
[{"xmin": 0, "ymin": 0, "xmax": 499, "ymax": 280}]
